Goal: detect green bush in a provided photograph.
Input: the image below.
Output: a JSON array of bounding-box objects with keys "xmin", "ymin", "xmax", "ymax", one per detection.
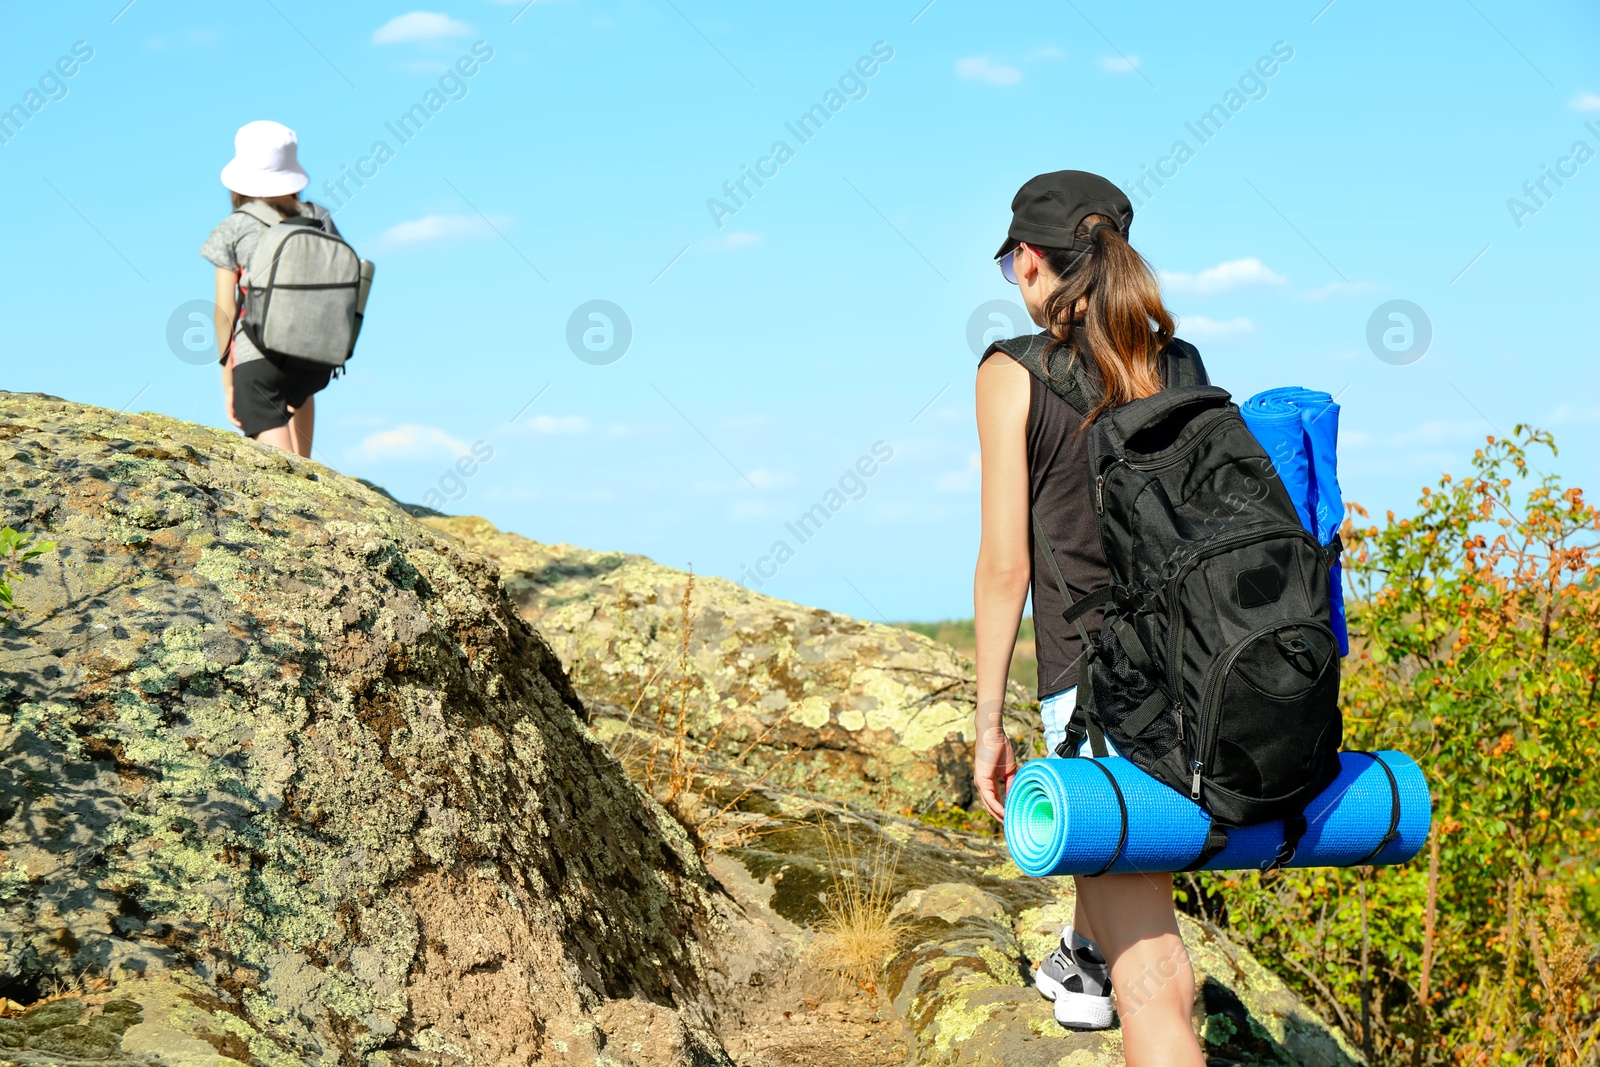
[{"xmin": 1193, "ymin": 428, "xmax": 1600, "ymax": 1065}]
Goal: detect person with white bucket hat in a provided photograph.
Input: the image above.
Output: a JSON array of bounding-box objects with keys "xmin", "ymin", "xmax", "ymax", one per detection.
[{"xmin": 201, "ymin": 120, "xmax": 372, "ymax": 456}]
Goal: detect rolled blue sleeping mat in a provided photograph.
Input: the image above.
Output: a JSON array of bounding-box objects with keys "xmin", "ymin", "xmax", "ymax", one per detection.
[
  {"xmin": 1004, "ymin": 751, "xmax": 1430, "ymax": 876},
  {"xmin": 1240, "ymin": 387, "xmax": 1349, "ymax": 656}
]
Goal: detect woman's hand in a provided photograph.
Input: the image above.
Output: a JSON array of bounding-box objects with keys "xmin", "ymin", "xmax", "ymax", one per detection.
[{"xmin": 974, "ymin": 702, "xmax": 1018, "ymax": 821}]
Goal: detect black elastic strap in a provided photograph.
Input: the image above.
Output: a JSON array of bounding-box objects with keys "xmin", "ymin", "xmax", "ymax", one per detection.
[
  {"xmin": 1266, "ymin": 811, "xmax": 1308, "ymax": 872},
  {"xmin": 1119, "ymin": 688, "xmax": 1170, "ymax": 739},
  {"xmin": 1353, "ymin": 751, "xmax": 1404, "ymax": 865},
  {"xmin": 1086, "ymin": 221, "xmax": 1118, "ymax": 244},
  {"xmin": 1181, "ymin": 824, "xmax": 1231, "ymax": 872},
  {"xmin": 1082, "ymin": 758, "xmax": 1129, "ymax": 876},
  {"xmin": 1324, "ymin": 535, "xmax": 1344, "ymax": 566}
]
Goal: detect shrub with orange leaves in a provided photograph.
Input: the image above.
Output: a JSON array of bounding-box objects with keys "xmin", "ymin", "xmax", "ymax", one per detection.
[{"xmin": 1186, "ymin": 427, "xmax": 1600, "ymax": 1065}]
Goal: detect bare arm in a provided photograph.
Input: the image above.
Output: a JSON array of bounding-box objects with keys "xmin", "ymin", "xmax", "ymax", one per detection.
[
  {"xmin": 215, "ymin": 267, "xmax": 242, "ymax": 429},
  {"xmin": 972, "ymin": 353, "xmax": 1033, "ymax": 820}
]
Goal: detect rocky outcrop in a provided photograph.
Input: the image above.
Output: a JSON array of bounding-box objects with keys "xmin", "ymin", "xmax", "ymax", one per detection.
[
  {"xmin": 0, "ymin": 393, "xmax": 1364, "ymax": 1066},
  {"xmin": 0, "ymin": 393, "xmax": 732, "ymax": 1065},
  {"xmin": 709, "ymin": 788, "xmax": 1364, "ymax": 1067},
  {"xmin": 421, "ymin": 518, "xmax": 1038, "ymax": 816}
]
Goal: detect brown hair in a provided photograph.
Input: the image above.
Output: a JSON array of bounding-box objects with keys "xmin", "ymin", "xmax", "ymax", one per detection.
[
  {"xmin": 1034, "ymin": 213, "xmax": 1174, "ymax": 424},
  {"xmin": 229, "ymin": 191, "xmax": 304, "ymax": 217}
]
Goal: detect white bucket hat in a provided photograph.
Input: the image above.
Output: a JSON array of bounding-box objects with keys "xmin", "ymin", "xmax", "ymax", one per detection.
[{"xmin": 220, "ymin": 120, "xmax": 309, "ymax": 197}]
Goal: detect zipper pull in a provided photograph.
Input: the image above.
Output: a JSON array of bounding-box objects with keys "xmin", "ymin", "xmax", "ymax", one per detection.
[
  {"xmin": 1094, "ymin": 475, "xmax": 1105, "ymax": 513},
  {"xmin": 1174, "ymin": 702, "xmax": 1185, "ymax": 742},
  {"xmin": 1190, "ymin": 762, "xmax": 1203, "ymax": 800}
]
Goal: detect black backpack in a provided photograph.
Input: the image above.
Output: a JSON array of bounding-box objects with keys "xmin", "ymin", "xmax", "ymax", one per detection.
[{"xmin": 988, "ymin": 332, "xmax": 1344, "ymax": 867}]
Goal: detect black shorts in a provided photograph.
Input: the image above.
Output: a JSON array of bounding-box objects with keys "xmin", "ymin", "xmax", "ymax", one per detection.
[{"xmin": 232, "ymin": 357, "xmax": 332, "ymax": 437}]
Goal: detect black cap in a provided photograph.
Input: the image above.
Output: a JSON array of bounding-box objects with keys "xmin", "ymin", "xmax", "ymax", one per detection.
[{"xmin": 995, "ymin": 170, "xmax": 1133, "ymax": 259}]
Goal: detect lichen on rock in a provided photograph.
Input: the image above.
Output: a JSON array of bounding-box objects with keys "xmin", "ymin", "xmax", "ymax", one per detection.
[
  {"xmin": 421, "ymin": 517, "xmax": 1037, "ymax": 814},
  {"xmin": 0, "ymin": 393, "xmax": 733, "ymax": 1065}
]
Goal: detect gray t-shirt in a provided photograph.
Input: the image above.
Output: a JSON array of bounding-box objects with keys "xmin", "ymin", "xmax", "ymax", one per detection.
[{"xmin": 200, "ymin": 200, "xmax": 340, "ymax": 366}]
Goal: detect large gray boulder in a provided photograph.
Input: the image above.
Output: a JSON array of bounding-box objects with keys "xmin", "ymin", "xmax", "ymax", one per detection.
[{"xmin": 0, "ymin": 393, "xmax": 732, "ymax": 1065}]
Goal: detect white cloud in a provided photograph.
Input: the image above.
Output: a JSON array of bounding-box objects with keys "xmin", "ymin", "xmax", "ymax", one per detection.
[
  {"xmin": 1301, "ymin": 280, "xmax": 1380, "ymax": 301},
  {"xmin": 377, "ymin": 214, "xmax": 495, "ymax": 246},
  {"xmin": 937, "ymin": 452, "xmax": 981, "ymax": 492},
  {"xmin": 956, "ymin": 56, "xmax": 1023, "ymax": 87},
  {"xmin": 1178, "ymin": 315, "xmax": 1254, "ymax": 340},
  {"xmin": 1026, "ymin": 44, "xmax": 1065, "ymax": 61},
  {"xmin": 360, "ymin": 424, "xmax": 470, "ymax": 459},
  {"xmin": 705, "ymin": 231, "xmax": 761, "ymax": 251},
  {"xmin": 1569, "ymin": 91, "xmax": 1600, "ymax": 112},
  {"xmin": 527, "ymin": 415, "xmax": 590, "ymax": 435},
  {"xmin": 372, "ymin": 12, "xmax": 472, "ymax": 44},
  {"xmin": 1160, "ymin": 257, "xmax": 1286, "ymax": 295},
  {"xmin": 747, "ymin": 469, "xmax": 794, "ymax": 488},
  {"xmin": 1548, "ymin": 403, "xmax": 1600, "ymax": 425},
  {"xmin": 1098, "ymin": 55, "xmax": 1141, "ymax": 73}
]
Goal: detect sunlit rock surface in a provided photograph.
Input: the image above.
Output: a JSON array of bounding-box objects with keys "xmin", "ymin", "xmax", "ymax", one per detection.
[
  {"xmin": 423, "ymin": 517, "xmax": 1028, "ymax": 816},
  {"xmin": 0, "ymin": 393, "xmax": 732, "ymax": 1065}
]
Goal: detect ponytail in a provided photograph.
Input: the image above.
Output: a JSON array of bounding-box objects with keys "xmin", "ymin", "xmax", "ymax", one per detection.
[{"xmin": 1035, "ymin": 214, "xmax": 1174, "ymax": 425}]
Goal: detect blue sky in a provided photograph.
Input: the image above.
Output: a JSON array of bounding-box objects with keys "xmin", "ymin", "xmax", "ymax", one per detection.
[{"xmin": 2, "ymin": 0, "xmax": 1597, "ymax": 621}]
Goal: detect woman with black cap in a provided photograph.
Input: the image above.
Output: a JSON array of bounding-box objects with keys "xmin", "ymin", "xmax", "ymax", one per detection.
[{"xmin": 972, "ymin": 170, "xmax": 1205, "ymax": 1062}]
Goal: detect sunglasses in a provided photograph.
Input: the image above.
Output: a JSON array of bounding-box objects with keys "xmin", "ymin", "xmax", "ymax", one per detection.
[{"xmin": 998, "ymin": 243, "xmax": 1034, "ymax": 285}]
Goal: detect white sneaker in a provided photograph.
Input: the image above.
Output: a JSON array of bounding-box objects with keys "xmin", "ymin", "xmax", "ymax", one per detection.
[{"xmin": 1033, "ymin": 927, "xmax": 1115, "ymax": 1030}]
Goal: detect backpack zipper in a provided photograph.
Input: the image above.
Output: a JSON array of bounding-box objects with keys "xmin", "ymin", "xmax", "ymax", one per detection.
[
  {"xmin": 1124, "ymin": 414, "xmax": 1232, "ymax": 473},
  {"xmin": 1160, "ymin": 523, "xmax": 1325, "ymax": 796},
  {"xmin": 1094, "ymin": 413, "xmax": 1232, "ymax": 514},
  {"xmin": 1194, "ymin": 618, "xmax": 1337, "ymax": 800}
]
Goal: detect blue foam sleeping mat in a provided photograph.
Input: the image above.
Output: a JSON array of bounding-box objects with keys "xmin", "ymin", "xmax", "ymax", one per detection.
[{"xmin": 1004, "ymin": 750, "xmax": 1430, "ymax": 876}]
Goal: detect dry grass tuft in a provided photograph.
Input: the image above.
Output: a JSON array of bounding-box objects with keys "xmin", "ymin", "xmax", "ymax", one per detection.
[
  {"xmin": 618, "ymin": 573, "xmax": 791, "ymax": 853},
  {"xmin": 808, "ymin": 820, "xmax": 906, "ymax": 995}
]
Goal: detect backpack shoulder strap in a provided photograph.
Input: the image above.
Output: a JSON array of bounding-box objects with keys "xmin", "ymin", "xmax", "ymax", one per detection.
[
  {"xmin": 232, "ymin": 201, "xmax": 282, "ymax": 228},
  {"xmin": 1164, "ymin": 337, "xmax": 1210, "ymax": 388},
  {"xmin": 983, "ymin": 332, "xmax": 1095, "ymax": 418},
  {"xmin": 989, "ymin": 333, "xmax": 1210, "ymax": 414}
]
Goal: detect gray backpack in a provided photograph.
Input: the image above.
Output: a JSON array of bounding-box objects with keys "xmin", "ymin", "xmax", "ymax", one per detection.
[{"xmin": 235, "ymin": 201, "xmax": 374, "ymax": 368}]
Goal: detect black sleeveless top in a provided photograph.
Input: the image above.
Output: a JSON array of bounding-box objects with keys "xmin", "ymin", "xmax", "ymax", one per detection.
[{"xmin": 1026, "ymin": 370, "xmax": 1108, "ymax": 697}]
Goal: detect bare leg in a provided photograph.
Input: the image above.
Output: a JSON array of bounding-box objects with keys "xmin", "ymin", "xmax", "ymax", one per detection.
[
  {"xmin": 1073, "ymin": 875, "xmax": 1096, "ymax": 941},
  {"xmin": 1075, "ymin": 872, "xmax": 1203, "ymax": 1066},
  {"xmin": 253, "ymin": 424, "xmax": 294, "ymax": 452},
  {"xmin": 286, "ymin": 394, "xmax": 314, "ymax": 458}
]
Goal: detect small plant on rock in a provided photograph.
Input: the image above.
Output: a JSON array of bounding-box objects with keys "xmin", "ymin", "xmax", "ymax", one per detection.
[{"xmin": 0, "ymin": 526, "xmax": 56, "ymax": 621}]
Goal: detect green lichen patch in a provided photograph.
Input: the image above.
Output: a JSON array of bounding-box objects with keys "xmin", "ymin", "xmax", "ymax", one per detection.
[
  {"xmin": 424, "ymin": 516, "xmax": 1041, "ymax": 815},
  {"xmin": 0, "ymin": 393, "xmax": 732, "ymax": 1067},
  {"xmin": 0, "ymin": 997, "xmax": 142, "ymax": 1060}
]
